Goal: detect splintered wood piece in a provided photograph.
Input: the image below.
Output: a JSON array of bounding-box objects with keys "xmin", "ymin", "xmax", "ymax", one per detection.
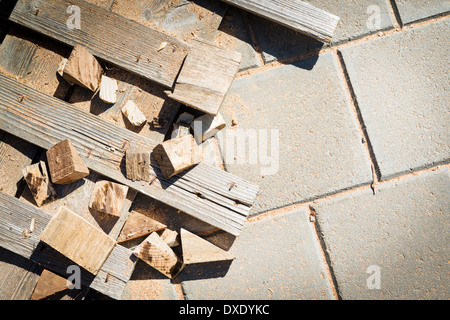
[
  {"xmin": 46, "ymin": 139, "xmax": 89, "ymax": 185},
  {"xmin": 191, "ymin": 113, "xmax": 226, "ymax": 143},
  {"xmin": 132, "ymin": 232, "xmax": 182, "ymax": 279},
  {"xmin": 180, "ymin": 228, "xmax": 235, "ymax": 264},
  {"xmin": 117, "ymin": 211, "xmax": 166, "ymax": 243},
  {"xmin": 57, "ymin": 58, "xmax": 68, "ymax": 77},
  {"xmin": 160, "ymin": 229, "xmax": 180, "ymax": 248},
  {"xmin": 121, "ymin": 100, "xmax": 147, "ymax": 127},
  {"xmin": 62, "ymin": 44, "xmax": 103, "ymax": 91},
  {"xmin": 152, "ymin": 135, "xmax": 202, "ymax": 179},
  {"xmin": 22, "ymin": 161, "xmax": 56, "ymax": 207},
  {"xmin": 126, "ymin": 148, "xmax": 151, "ymax": 182},
  {"xmin": 39, "ymin": 207, "xmax": 116, "ymax": 275},
  {"xmin": 89, "ymin": 180, "xmax": 129, "ymax": 218},
  {"xmin": 99, "ymin": 75, "xmax": 118, "ymax": 104},
  {"xmin": 168, "ymin": 38, "xmax": 242, "ymax": 115},
  {"xmin": 220, "ymin": 0, "xmax": 340, "ymax": 43},
  {"xmin": 30, "ymin": 269, "xmax": 71, "ymax": 300}
]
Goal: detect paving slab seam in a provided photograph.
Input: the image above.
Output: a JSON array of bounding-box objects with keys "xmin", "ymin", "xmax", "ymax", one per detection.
[
  {"xmin": 387, "ymin": 0, "xmax": 403, "ymax": 28},
  {"xmin": 309, "ymin": 206, "xmax": 341, "ymax": 300},
  {"xmin": 332, "ymin": 48, "xmax": 382, "ymax": 183},
  {"xmin": 236, "ymin": 14, "xmax": 449, "ymax": 79},
  {"xmin": 247, "ymin": 163, "xmax": 450, "ymax": 224}
]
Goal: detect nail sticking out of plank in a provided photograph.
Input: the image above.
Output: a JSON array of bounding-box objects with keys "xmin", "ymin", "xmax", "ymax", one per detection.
[
  {"xmin": 8, "ymin": 0, "xmax": 189, "ymax": 88},
  {"xmin": 22, "ymin": 161, "xmax": 56, "ymax": 207},
  {"xmin": 168, "ymin": 38, "xmax": 242, "ymax": 115},
  {"xmin": 220, "ymin": 0, "xmax": 340, "ymax": 43},
  {"xmin": 46, "ymin": 139, "xmax": 90, "ymax": 185},
  {"xmin": 132, "ymin": 232, "xmax": 183, "ymax": 279},
  {"xmin": 39, "ymin": 207, "xmax": 116, "ymax": 275},
  {"xmin": 62, "ymin": 44, "xmax": 103, "ymax": 92},
  {"xmin": 180, "ymin": 228, "xmax": 235, "ymax": 264}
]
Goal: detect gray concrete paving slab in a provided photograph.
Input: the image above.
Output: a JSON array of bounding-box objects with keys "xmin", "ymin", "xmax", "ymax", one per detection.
[{"xmin": 313, "ymin": 167, "xmax": 450, "ymax": 299}]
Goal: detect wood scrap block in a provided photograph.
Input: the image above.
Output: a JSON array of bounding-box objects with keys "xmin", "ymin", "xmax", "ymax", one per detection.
[
  {"xmin": 117, "ymin": 211, "xmax": 166, "ymax": 243},
  {"xmin": 191, "ymin": 112, "xmax": 226, "ymax": 143},
  {"xmin": 180, "ymin": 228, "xmax": 235, "ymax": 264},
  {"xmin": 168, "ymin": 38, "xmax": 242, "ymax": 115},
  {"xmin": 99, "ymin": 75, "xmax": 118, "ymax": 104},
  {"xmin": 171, "ymin": 123, "xmax": 191, "ymax": 139},
  {"xmin": 176, "ymin": 112, "xmax": 195, "ymax": 126},
  {"xmin": 39, "ymin": 206, "xmax": 116, "ymax": 275},
  {"xmin": 46, "ymin": 139, "xmax": 89, "ymax": 185},
  {"xmin": 22, "ymin": 161, "xmax": 56, "ymax": 207},
  {"xmin": 160, "ymin": 229, "xmax": 180, "ymax": 248},
  {"xmin": 89, "ymin": 180, "xmax": 129, "ymax": 218},
  {"xmin": 152, "ymin": 135, "xmax": 202, "ymax": 179},
  {"xmin": 62, "ymin": 44, "xmax": 103, "ymax": 91},
  {"xmin": 132, "ymin": 232, "xmax": 183, "ymax": 279},
  {"xmin": 126, "ymin": 148, "xmax": 151, "ymax": 182},
  {"xmin": 121, "ymin": 100, "xmax": 147, "ymax": 127}
]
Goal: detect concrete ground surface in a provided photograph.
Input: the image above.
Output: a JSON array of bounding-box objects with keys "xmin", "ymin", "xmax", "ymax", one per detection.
[{"xmin": 176, "ymin": 0, "xmax": 449, "ymax": 300}]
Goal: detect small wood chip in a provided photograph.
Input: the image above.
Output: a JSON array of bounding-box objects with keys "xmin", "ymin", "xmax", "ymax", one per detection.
[{"xmin": 157, "ymin": 42, "xmax": 168, "ymax": 52}]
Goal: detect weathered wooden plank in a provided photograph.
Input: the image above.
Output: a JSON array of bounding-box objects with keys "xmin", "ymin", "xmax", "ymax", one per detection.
[
  {"xmin": 0, "ymin": 74, "xmax": 258, "ymax": 236},
  {"xmin": 168, "ymin": 37, "xmax": 242, "ymax": 115},
  {"xmin": 8, "ymin": 0, "xmax": 189, "ymax": 88},
  {"xmin": 0, "ymin": 191, "xmax": 136, "ymax": 299},
  {"xmin": 220, "ymin": 0, "xmax": 340, "ymax": 43},
  {"xmin": 110, "ymin": 0, "xmax": 228, "ymax": 43}
]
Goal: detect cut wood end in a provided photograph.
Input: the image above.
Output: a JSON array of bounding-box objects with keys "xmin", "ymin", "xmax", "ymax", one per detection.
[
  {"xmin": 99, "ymin": 75, "xmax": 118, "ymax": 104},
  {"xmin": 121, "ymin": 100, "xmax": 147, "ymax": 127}
]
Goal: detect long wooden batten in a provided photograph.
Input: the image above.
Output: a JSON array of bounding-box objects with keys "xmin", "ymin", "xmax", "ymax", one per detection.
[{"xmin": 0, "ymin": 74, "xmax": 258, "ymax": 236}]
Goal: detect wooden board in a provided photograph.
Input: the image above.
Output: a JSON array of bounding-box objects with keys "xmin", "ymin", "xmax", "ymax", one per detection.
[
  {"xmin": 168, "ymin": 37, "xmax": 242, "ymax": 115},
  {"xmin": 8, "ymin": 0, "xmax": 189, "ymax": 88},
  {"xmin": 220, "ymin": 0, "xmax": 340, "ymax": 43},
  {"xmin": 39, "ymin": 207, "xmax": 116, "ymax": 275},
  {"xmin": 110, "ymin": 0, "xmax": 228, "ymax": 43},
  {"xmin": 0, "ymin": 191, "xmax": 136, "ymax": 299},
  {"xmin": 0, "ymin": 74, "xmax": 259, "ymax": 236}
]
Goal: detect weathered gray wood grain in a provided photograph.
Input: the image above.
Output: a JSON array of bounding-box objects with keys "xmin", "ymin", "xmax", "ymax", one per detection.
[
  {"xmin": 0, "ymin": 191, "xmax": 136, "ymax": 299},
  {"xmin": 8, "ymin": 0, "xmax": 189, "ymax": 88},
  {"xmin": 220, "ymin": 0, "xmax": 340, "ymax": 42},
  {"xmin": 0, "ymin": 74, "xmax": 258, "ymax": 236}
]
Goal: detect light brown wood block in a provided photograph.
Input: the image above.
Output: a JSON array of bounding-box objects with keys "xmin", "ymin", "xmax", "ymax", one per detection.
[
  {"xmin": 126, "ymin": 148, "xmax": 151, "ymax": 182},
  {"xmin": 46, "ymin": 139, "xmax": 90, "ymax": 185},
  {"xmin": 168, "ymin": 38, "xmax": 242, "ymax": 115},
  {"xmin": 63, "ymin": 44, "xmax": 103, "ymax": 92},
  {"xmin": 122, "ymin": 100, "xmax": 147, "ymax": 127},
  {"xmin": 22, "ymin": 161, "xmax": 56, "ymax": 207},
  {"xmin": 89, "ymin": 180, "xmax": 129, "ymax": 218},
  {"xmin": 117, "ymin": 211, "xmax": 166, "ymax": 243},
  {"xmin": 191, "ymin": 112, "xmax": 226, "ymax": 143},
  {"xmin": 160, "ymin": 229, "xmax": 180, "ymax": 248},
  {"xmin": 152, "ymin": 135, "xmax": 202, "ymax": 179},
  {"xmin": 132, "ymin": 232, "xmax": 182, "ymax": 279},
  {"xmin": 39, "ymin": 207, "xmax": 116, "ymax": 275},
  {"xmin": 180, "ymin": 228, "xmax": 234, "ymax": 264}
]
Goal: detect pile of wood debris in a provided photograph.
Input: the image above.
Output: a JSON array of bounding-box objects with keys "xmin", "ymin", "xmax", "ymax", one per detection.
[{"xmin": 0, "ymin": 0, "xmax": 339, "ymax": 299}]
